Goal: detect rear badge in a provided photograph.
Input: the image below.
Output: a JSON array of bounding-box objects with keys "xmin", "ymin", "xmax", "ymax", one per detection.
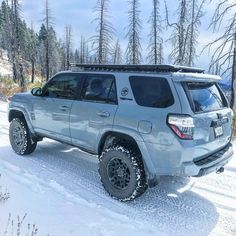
[
  {"xmin": 121, "ymin": 88, "xmax": 129, "ymax": 96},
  {"xmin": 215, "ymin": 126, "xmax": 223, "ymax": 138}
]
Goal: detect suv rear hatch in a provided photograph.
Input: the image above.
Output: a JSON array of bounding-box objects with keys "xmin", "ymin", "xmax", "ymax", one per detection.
[
  {"xmin": 172, "ymin": 73, "xmax": 232, "ymax": 159},
  {"xmin": 173, "ymin": 74, "xmax": 232, "ymax": 158}
]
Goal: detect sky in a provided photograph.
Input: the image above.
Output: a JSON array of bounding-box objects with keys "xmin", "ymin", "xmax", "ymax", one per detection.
[{"xmin": 4, "ymin": 0, "xmax": 230, "ymax": 71}]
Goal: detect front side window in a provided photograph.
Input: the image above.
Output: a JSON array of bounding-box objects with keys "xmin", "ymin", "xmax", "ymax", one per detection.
[
  {"xmin": 81, "ymin": 75, "xmax": 117, "ymax": 104},
  {"xmin": 129, "ymin": 76, "xmax": 174, "ymax": 108},
  {"xmin": 185, "ymin": 82, "xmax": 227, "ymax": 113},
  {"xmin": 43, "ymin": 74, "xmax": 81, "ymax": 99}
]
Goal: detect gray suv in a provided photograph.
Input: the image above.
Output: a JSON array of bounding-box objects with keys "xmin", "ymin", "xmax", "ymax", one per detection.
[{"xmin": 8, "ymin": 64, "xmax": 234, "ymax": 201}]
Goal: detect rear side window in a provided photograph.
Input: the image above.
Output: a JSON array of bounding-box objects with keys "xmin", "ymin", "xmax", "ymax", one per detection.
[
  {"xmin": 185, "ymin": 82, "xmax": 227, "ymax": 113},
  {"xmin": 81, "ymin": 75, "xmax": 117, "ymax": 104},
  {"xmin": 129, "ymin": 76, "xmax": 174, "ymax": 108}
]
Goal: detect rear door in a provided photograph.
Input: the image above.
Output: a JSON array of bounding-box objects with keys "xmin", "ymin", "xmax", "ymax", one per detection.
[
  {"xmin": 70, "ymin": 74, "xmax": 118, "ymax": 152},
  {"xmin": 183, "ymin": 82, "xmax": 232, "ymax": 152}
]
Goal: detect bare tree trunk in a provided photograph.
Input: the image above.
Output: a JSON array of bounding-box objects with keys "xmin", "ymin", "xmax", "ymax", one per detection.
[
  {"xmin": 45, "ymin": 0, "xmax": 50, "ymax": 81},
  {"xmin": 31, "ymin": 60, "xmax": 35, "ymax": 83},
  {"xmin": 206, "ymin": 1, "xmax": 236, "ymax": 83},
  {"xmin": 188, "ymin": 0, "xmax": 195, "ymax": 66},
  {"xmin": 178, "ymin": 0, "xmax": 186, "ymax": 65},
  {"xmin": 65, "ymin": 25, "xmax": 72, "ymax": 70},
  {"xmin": 132, "ymin": 0, "xmax": 136, "ymax": 64},
  {"xmin": 98, "ymin": 0, "xmax": 104, "ymax": 64},
  {"xmin": 153, "ymin": 0, "xmax": 158, "ymax": 64},
  {"xmin": 230, "ymin": 32, "xmax": 236, "ymax": 109},
  {"xmin": 80, "ymin": 36, "xmax": 85, "ymax": 64}
]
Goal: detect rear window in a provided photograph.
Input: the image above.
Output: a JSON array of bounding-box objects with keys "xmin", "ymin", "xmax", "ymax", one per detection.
[
  {"xmin": 185, "ymin": 82, "xmax": 227, "ymax": 113},
  {"xmin": 129, "ymin": 76, "xmax": 174, "ymax": 108}
]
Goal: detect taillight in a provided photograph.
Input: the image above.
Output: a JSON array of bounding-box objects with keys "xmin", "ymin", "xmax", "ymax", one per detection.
[{"xmin": 167, "ymin": 114, "xmax": 194, "ymax": 140}]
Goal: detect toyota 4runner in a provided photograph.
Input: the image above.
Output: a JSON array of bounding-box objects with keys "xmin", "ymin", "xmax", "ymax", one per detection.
[{"xmin": 8, "ymin": 64, "xmax": 234, "ymax": 201}]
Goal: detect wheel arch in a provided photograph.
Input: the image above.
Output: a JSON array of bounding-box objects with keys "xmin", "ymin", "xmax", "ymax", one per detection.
[
  {"xmin": 98, "ymin": 131, "xmax": 139, "ymax": 156},
  {"xmin": 8, "ymin": 108, "xmax": 36, "ymax": 136},
  {"xmin": 98, "ymin": 131, "xmax": 157, "ymax": 184}
]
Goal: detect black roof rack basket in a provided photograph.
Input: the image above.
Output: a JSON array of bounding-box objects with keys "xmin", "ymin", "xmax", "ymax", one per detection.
[{"xmin": 69, "ymin": 64, "xmax": 205, "ymax": 74}]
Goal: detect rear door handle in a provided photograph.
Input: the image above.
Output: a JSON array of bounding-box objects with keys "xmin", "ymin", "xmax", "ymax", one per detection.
[
  {"xmin": 97, "ymin": 111, "xmax": 110, "ymax": 118},
  {"xmin": 59, "ymin": 105, "xmax": 70, "ymax": 111}
]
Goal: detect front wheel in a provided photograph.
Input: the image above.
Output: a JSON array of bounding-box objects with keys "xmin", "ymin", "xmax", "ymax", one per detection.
[
  {"xmin": 9, "ymin": 118, "xmax": 37, "ymax": 155},
  {"xmin": 98, "ymin": 142, "xmax": 147, "ymax": 201}
]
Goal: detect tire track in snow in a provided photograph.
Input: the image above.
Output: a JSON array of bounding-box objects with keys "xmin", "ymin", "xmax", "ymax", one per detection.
[{"xmin": 1, "ymin": 141, "xmax": 219, "ymax": 236}]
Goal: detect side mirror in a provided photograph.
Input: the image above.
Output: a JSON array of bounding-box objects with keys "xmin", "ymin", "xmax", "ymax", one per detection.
[{"xmin": 31, "ymin": 87, "xmax": 43, "ymax": 96}]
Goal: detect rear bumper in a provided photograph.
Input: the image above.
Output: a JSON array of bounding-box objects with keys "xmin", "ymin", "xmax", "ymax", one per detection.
[{"xmin": 182, "ymin": 143, "xmax": 233, "ymax": 177}]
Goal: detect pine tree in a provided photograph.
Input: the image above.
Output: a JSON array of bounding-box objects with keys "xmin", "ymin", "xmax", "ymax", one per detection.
[
  {"xmin": 80, "ymin": 36, "xmax": 86, "ymax": 64},
  {"xmin": 28, "ymin": 24, "xmax": 38, "ymax": 83},
  {"xmin": 64, "ymin": 24, "xmax": 72, "ymax": 70},
  {"xmin": 186, "ymin": 0, "xmax": 205, "ymax": 66},
  {"xmin": 0, "ymin": 1, "xmax": 12, "ymax": 55},
  {"xmin": 91, "ymin": 0, "xmax": 114, "ymax": 64},
  {"xmin": 48, "ymin": 26, "xmax": 61, "ymax": 76},
  {"xmin": 147, "ymin": 0, "xmax": 163, "ymax": 64},
  {"xmin": 125, "ymin": 0, "xmax": 142, "ymax": 64},
  {"xmin": 73, "ymin": 49, "xmax": 80, "ymax": 64},
  {"xmin": 38, "ymin": 24, "xmax": 47, "ymax": 79},
  {"xmin": 43, "ymin": 0, "xmax": 54, "ymax": 80},
  {"xmin": 112, "ymin": 40, "xmax": 122, "ymax": 64}
]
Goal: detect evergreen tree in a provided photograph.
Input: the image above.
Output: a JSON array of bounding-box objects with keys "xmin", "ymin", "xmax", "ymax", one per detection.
[
  {"xmin": 64, "ymin": 25, "xmax": 72, "ymax": 70},
  {"xmin": 125, "ymin": 0, "xmax": 142, "ymax": 64},
  {"xmin": 112, "ymin": 40, "xmax": 122, "ymax": 64},
  {"xmin": 43, "ymin": 0, "xmax": 54, "ymax": 80},
  {"xmin": 147, "ymin": 0, "xmax": 163, "ymax": 64},
  {"xmin": 91, "ymin": 0, "xmax": 114, "ymax": 64}
]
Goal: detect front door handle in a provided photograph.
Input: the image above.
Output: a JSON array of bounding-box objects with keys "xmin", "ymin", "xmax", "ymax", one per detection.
[
  {"xmin": 59, "ymin": 105, "xmax": 70, "ymax": 111},
  {"xmin": 97, "ymin": 111, "xmax": 110, "ymax": 118}
]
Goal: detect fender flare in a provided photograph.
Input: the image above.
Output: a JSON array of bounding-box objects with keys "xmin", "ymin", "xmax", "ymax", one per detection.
[
  {"xmin": 98, "ymin": 127, "xmax": 156, "ymax": 178},
  {"xmin": 8, "ymin": 107, "xmax": 36, "ymax": 136}
]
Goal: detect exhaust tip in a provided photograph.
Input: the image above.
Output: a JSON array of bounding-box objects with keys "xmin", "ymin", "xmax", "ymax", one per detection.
[{"xmin": 216, "ymin": 167, "xmax": 224, "ymax": 174}]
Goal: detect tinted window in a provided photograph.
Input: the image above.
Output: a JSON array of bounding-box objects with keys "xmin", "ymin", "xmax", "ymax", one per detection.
[
  {"xmin": 185, "ymin": 82, "xmax": 227, "ymax": 112},
  {"xmin": 129, "ymin": 76, "xmax": 174, "ymax": 108},
  {"xmin": 43, "ymin": 74, "xmax": 81, "ymax": 99},
  {"xmin": 81, "ymin": 75, "xmax": 117, "ymax": 104}
]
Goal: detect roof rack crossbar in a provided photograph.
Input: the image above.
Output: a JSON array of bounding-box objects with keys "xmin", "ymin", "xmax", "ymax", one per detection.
[{"xmin": 69, "ymin": 64, "xmax": 205, "ymax": 74}]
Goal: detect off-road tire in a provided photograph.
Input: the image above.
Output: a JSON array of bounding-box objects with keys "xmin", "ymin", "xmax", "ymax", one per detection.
[
  {"xmin": 9, "ymin": 118, "xmax": 37, "ymax": 155},
  {"xmin": 98, "ymin": 141, "xmax": 147, "ymax": 201}
]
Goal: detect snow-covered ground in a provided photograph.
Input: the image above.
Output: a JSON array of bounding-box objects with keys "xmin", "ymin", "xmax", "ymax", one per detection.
[{"xmin": 0, "ymin": 101, "xmax": 236, "ymax": 236}]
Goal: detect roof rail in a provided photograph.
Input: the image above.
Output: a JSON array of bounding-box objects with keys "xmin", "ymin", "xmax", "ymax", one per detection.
[{"xmin": 69, "ymin": 64, "xmax": 205, "ymax": 74}]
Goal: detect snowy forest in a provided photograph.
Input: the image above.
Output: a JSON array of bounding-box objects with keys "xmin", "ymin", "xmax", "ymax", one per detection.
[{"xmin": 0, "ymin": 0, "xmax": 235, "ymax": 99}]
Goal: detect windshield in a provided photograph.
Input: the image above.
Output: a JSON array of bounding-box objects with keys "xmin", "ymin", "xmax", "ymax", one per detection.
[{"xmin": 185, "ymin": 82, "xmax": 227, "ymax": 113}]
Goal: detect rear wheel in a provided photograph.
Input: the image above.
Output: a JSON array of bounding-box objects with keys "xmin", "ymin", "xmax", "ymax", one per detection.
[
  {"xmin": 98, "ymin": 142, "xmax": 147, "ymax": 201},
  {"xmin": 9, "ymin": 118, "xmax": 37, "ymax": 155}
]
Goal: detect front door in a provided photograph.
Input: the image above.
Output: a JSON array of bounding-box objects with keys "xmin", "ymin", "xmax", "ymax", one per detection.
[{"xmin": 33, "ymin": 73, "xmax": 82, "ymax": 143}]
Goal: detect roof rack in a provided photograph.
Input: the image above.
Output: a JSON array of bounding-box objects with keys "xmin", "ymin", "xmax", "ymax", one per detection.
[{"xmin": 69, "ymin": 64, "xmax": 205, "ymax": 74}]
